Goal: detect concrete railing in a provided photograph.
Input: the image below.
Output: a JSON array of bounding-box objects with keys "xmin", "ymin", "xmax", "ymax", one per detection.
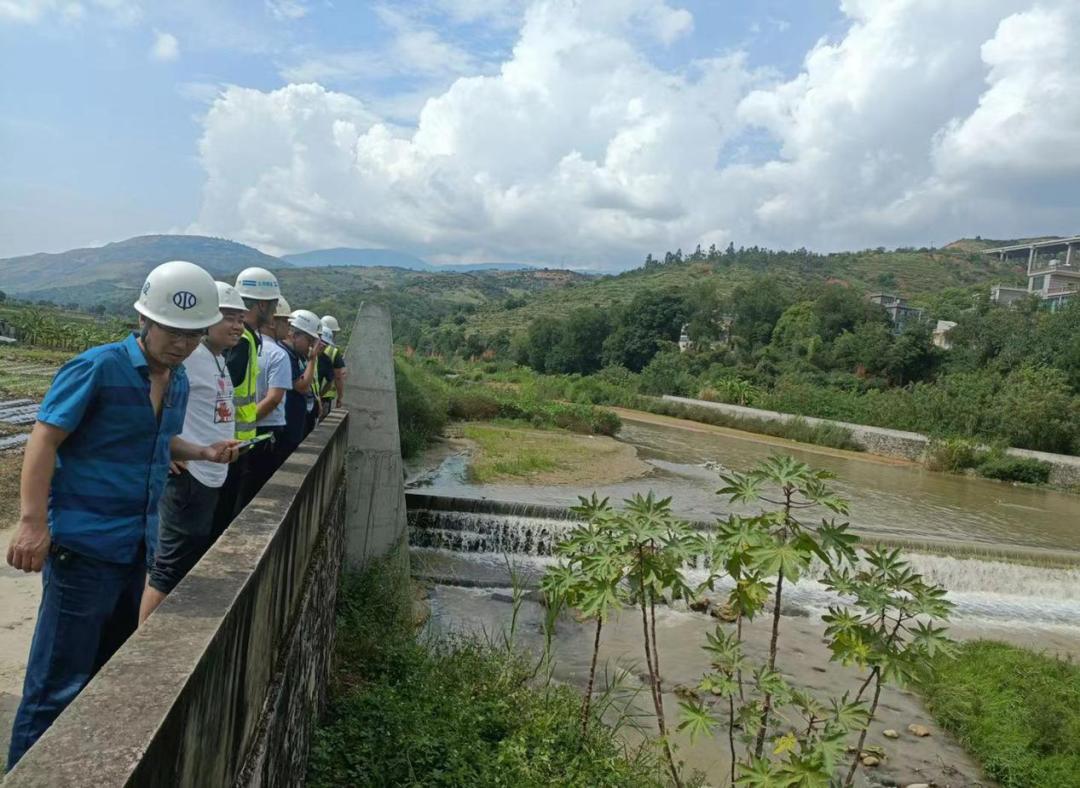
[{"xmin": 5, "ymin": 411, "xmax": 350, "ymax": 788}]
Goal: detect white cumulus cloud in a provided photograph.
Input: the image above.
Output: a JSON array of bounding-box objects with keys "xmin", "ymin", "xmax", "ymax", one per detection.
[
  {"xmin": 192, "ymin": 0, "xmax": 1080, "ymax": 266},
  {"xmin": 150, "ymin": 29, "xmax": 179, "ymax": 61}
]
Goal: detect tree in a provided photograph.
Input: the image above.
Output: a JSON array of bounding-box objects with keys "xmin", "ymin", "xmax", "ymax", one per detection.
[
  {"xmin": 602, "ymin": 290, "xmax": 689, "ymax": 372},
  {"xmin": 519, "ymin": 316, "xmax": 563, "ymax": 372},
  {"xmin": 547, "ymin": 308, "xmax": 611, "ymax": 374},
  {"xmin": 771, "ymin": 302, "xmax": 821, "ymax": 358},
  {"xmin": 727, "ymin": 278, "xmax": 791, "ymax": 350},
  {"xmin": 832, "ymin": 322, "xmax": 893, "ymax": 374}
]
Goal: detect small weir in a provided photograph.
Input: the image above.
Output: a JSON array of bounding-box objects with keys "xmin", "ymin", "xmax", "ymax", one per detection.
[{"xmin": 406, "ymin": 494, "xmax": 1080, "ymax": 629}]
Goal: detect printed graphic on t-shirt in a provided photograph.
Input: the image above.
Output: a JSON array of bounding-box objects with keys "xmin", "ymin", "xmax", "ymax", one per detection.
[{"xmin": 214, "ymin": 374, "xmax": 235, "ymax": 424}]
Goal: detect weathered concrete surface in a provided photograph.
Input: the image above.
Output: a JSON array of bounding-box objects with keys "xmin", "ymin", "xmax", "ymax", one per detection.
[
  {"xmin": 342, "ymin": 302, "xmax": 409, "ymax": 568},
  {"xmin": 661, "ymin": 395, "xmax": 1080, "ymax": 485},
  {"xmin": 661, "ymin": 395, "xmax": 930, "ymax": 461},
  {"xmin": 4, "ymin": 411, "xmax": 349, "ymax": 788}
]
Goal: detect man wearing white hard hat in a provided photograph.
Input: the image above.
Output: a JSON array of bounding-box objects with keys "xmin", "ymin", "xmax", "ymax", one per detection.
[
  {"xmin": 6, "ymin": 261, "xmax": 240, "ymax": 768},
  {"xmin": 237, "ymin": 287, "xmax": 294, "ymax": 508},
  {"xmin": 215, "ymin": 267, "xmax": 280, "ymax": 526},
  {"xmin": 275, "ymin": 309, "xmax": 325, "ymax": 466},
  {"xmin": 140, "ymin": 281, "xmax": 248, "ymax": 623},
  {"xmin": 317, "ymin": 314, "xmax": 346, "ymax": 419}
]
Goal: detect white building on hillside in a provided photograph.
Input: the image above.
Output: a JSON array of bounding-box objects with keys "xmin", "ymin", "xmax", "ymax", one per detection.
[{"xmin": 986, "ymin": 236, "xmax": 1080, "ymax": 312}]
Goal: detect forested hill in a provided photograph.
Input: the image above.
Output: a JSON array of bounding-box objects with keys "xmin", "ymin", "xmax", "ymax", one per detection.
[{"xmin": 458, "ymin": 244, "xmax": 1025, "ymax": 337}]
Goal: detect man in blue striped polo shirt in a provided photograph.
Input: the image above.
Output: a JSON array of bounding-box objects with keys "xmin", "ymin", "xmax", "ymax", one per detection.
[{"xmin": 5, "ymin": 261, "xmax": 240, "ymax": 769}]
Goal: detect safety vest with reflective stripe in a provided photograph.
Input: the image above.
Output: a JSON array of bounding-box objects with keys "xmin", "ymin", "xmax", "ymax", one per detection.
[
  {"xmin": 234, "ymin": 329, "xmax": 259, "ymax": 440},
  {"xmin": 322, "ymin": 345, "xmax": 341, "ymax": 401}
]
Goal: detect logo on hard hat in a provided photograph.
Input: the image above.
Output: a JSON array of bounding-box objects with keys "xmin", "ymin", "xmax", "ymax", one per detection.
[
  {"xmin": 142, "ymin": 282, "xmax": 151, "ymax": 296},
  {"xmin": 173, "ymin": 291, "xmax": 198, "ymax": 310}
]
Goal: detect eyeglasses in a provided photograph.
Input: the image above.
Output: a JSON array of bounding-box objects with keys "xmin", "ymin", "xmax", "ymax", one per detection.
[{"xmin": 158, "ymin": 324, "xmax": 205, "ymax": 341}]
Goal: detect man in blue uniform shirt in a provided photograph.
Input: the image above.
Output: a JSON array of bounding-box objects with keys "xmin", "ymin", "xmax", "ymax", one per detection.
[{"xmin": 4, "ymin": 261, "xmax": 239, "ymax": 769}]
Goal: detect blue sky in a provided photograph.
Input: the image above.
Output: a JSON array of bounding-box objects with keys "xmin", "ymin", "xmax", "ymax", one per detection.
[{"xmin": 1, "ymin": 1, "xmax": 1077, "ymax": 268}]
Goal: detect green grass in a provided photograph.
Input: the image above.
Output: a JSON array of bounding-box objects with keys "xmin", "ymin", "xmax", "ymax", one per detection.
[
  {"xmin": 307, "ymin": 562, "xmax": 664, "ymax": 788},
  {"xmin": 460, "ymin": 422, "xmax": 576, "ymax": 482},
  {"xmin": 921, "ymin": 640, "xmax": 1080, "ymax": 788},
  {"xmin": 0, "ymin": 346, "xmax": 69, "ymax": 399}
]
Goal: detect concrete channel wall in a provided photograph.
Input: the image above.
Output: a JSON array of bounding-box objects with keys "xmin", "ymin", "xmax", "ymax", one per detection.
[
  {"xmin": 6, "ymin": 411, "xmax": 350, "ymax": 788},
  {"xmin": 660, "ymin": 395, "xmax": 1080, "ymax": 486}
]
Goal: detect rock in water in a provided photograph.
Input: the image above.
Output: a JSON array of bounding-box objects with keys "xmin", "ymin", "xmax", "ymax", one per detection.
[
  {"xmin": 689, "ymin": 597, "xmax": 710, "ymax": 613},
  {"xmin": 907, "ymin": 723, "xmax": 932, "ymax": 737},
  {"xmin": 882, "ymin": 728, "xmax": 899, "ymax": 739},
  {"xmin": 860, "ymin": 754, "xmax": 880, "ymax": 767},
  {"xmin": 709, "ymin": 603, "xmax": 738, "ymax": 622},
  {"xmin": 904, "ymin": 784, "xmax": 931, "ymax": 788}
]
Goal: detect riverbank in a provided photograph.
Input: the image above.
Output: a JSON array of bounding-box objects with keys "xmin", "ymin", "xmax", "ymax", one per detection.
[
  {"xmin": 455, "ymin": 422, "xmax": 650, "ymax": 485},
  {"xmin": 922, "ymin": 640, "xmax": 1080, "ymax": 788},
  {"xmin": 658, "ymin": 394, "xmax": 1080, "ymax": 489},
  {"xmin": 308, "ymin": 562, "xmax": 665, "ymax": 787}
]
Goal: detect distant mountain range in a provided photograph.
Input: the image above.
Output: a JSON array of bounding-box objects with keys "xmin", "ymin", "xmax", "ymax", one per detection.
[
  {"xmin": 0, "ymin": 235, "xmax": 288, "ymax": 300},
  {"xmin": 283, "ymin": 246, "xmax": 538, "ymax": 273},
  {"xmin": 0, "ymin": 235, "xmax": 548, "ymax": 304}
]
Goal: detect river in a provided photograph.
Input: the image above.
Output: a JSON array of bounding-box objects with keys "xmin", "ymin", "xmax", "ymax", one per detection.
[{"xmin": 406, "ymin": 410, "xmax": 1080, "ymax": 786}]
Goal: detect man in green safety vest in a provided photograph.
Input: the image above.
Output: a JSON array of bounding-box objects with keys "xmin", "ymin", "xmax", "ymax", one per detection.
[
  {"xmin": 318, "ymin": 314, "xmax": 346, "ymax": 419},
  {"xmin": 212, "ymin": 267, "xmax": 280, "ymax": 536}
]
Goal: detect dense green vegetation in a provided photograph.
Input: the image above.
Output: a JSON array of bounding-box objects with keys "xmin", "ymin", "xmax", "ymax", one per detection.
[
  {"xmin": 393, "ymin": 355, "xmax": 620, "ymax": 458},
  {"xmin": 395, "ymin": 246, "xmax": 1078, "ymax": 458},
  {"xmin": 921, "ymin": 640, "xmax": 1080, "ymax": 788},
  {"xmin": 307, "ymin": 562, "xmax": 663, "ymax": 788}
]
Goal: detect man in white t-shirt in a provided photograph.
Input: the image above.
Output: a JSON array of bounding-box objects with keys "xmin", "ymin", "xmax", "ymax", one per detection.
[
  {"xmin": 239, "ymin": 303, "xmax": 293, "ymax": 507},
  {"xmin": 140, "ymin": 282, "xmax": 247, "ymax": 622}
]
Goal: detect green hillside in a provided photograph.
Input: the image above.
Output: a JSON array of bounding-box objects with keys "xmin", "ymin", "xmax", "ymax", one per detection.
[
  {"xmin": 0, "ymin": 234, "xmax": 287, "ymax": 303},
  {"xmin": 458, "ymin": 246, "xmax": 1024, "ymax": 337}
]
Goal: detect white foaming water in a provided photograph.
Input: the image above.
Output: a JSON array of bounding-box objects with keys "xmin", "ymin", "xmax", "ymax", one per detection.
[{"xmin": 408, "ymin": 510, "xmax": 1080, "ymax": 628}]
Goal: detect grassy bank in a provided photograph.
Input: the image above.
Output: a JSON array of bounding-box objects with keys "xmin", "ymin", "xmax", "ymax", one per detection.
[
  {"xmin": 307, "ymin": 563, "xmax": 664, "ymax": 787},
  {"xmin": 921, "ymin": 640, "xmax": 1080, "ymax": 788},
  {"xmin": 458, "ymin": 421, "xmax": 645, "ymax": 484}
]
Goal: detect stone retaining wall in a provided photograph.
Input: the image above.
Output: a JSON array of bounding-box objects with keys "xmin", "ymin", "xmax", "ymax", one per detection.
[
  {"xmin": 660, "ymin": 395, "xmax": 1080, "ymax": 486},
  {"xmin": 6, "ymin": 411, "xmax": 349, "ymax": 788}
]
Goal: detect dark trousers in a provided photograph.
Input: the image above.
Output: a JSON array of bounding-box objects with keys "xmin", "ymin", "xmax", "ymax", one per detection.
[
  {"xmin": 148, "ymin": 470, "xmax": 220, "ymax": 595},
  {"xmin": 239, "ymin": 427, "xmax": 284, "ymax": 510},
  {"xmin": 7, "ymin": 546, "xmax": 143, "ymax": 769},
  {"xmin": 211, "ymin": 452, "xmax": 249, "ymax": 540}
]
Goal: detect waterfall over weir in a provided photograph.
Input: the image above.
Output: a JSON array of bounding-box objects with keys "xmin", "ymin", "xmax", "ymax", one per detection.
[{"xmin": 406, "ymin": 494, "xmax": 1080, "ymax": 628}]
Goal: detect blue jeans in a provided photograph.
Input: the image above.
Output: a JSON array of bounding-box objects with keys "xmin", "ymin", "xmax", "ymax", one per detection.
[{"xmin": 6, "ymin": 545, "xmax": 144, "ymax": 770}]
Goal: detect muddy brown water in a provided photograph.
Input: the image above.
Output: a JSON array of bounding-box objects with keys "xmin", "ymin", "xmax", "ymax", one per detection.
[{"xmin": 407, "ymin": 411, "xmax": 1080, "ymax": 786}]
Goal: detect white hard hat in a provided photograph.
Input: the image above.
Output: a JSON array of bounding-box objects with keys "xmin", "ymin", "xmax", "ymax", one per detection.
[
  {"xmin": 319, "ymin": 324, "xmax": 336, "ymax": 347},
  {"xmin": 215, "ymin": 282, "xmax": 247, "ymax": 312},
  {"xmin": 275, "ymin": 296, "xmax": 292, "ymax": 318},
  {"xmin": 289, "ymin": 309, "xmax": 322, "ymax": 339},
  {"xmin": 135, "ymin": 261, "xmax": 222, "ymax": 330},
  {"xmin": 234, "ymin": 267, "xmax": 281, "ymax": 301},
  {"xmin": 321, "ymin": 315, "xmax": 341, "ymax": 333}
]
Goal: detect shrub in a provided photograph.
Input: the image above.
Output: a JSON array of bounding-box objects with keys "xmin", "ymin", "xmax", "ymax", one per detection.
[
  {"xmin": 394, "ymin": 357, "xmax": 448, "ymax": 458},
  {"xmin": 308, "ymin": 564, "xmax": 662, "ymax": 788},
  {"xmin": 976, "ymin": 454, "xmax": 1052, "ymax": 485},
  {"xmin": 447, "ymin": 389, "xmax": 503, "ymax": 420},
  {"xmin": 925, "ymin": 438, "xmax": 980, "ymax": 473}
]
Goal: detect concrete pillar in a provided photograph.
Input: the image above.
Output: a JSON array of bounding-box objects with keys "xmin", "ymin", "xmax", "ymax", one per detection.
[
  {"xmin": 1066, "ymin": 243, "xmax": 1074, "ymax": 268},
  {"xmin": 341, "ymin": 302, "xmax": 409, "ymax": 570},
  {"xmin": 1028, "ymin": 246, "xmax": 1036, "ymax": 275}
]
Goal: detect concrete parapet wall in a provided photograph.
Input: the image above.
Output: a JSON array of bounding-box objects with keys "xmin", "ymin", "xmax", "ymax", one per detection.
[
  {"xmin": 342, "ymin": 302, "xmax": 409, "ymax": 569},
  {"xmin": 660, "ymin": 395, "xmax": 930, "ymax": 461},
  {"xmin": 6, "ymin": 411, "xmax": 350, "ymax": 788},
  {"xmin": 660, "ymin": 395, "xmax": 1080, "ymax": 486}
]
